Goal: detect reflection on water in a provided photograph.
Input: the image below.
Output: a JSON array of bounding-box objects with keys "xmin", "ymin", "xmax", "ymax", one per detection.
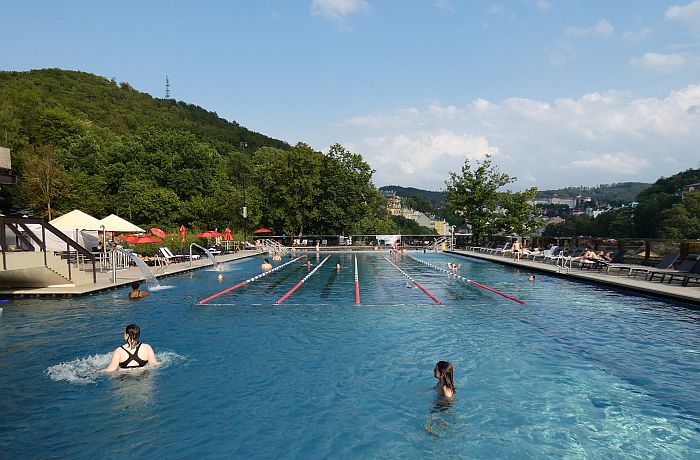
[{"xmin": 424, "ymin": 393, "xmax": 457, "ymax": 438}]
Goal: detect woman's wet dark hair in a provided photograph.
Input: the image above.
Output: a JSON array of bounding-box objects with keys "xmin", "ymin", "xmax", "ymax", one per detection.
[
  {"xmin": 131, "ymin": 281, "xmax": 140, "ymax": 290},
  {"xmin": 125, "ymin": 324, "xmax": 141, "ymax": 347},
  {"xmin": 264, "ymin": 258, "xmax": 270, "ymax": 263},
  {"xmin": 435, "ymin": 360, "xmax": 455, "ymax": 392}
]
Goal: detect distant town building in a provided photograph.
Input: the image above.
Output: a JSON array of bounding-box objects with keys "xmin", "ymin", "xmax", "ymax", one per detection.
[
  {"xmin": 383, "ymin": 190, "xmax": 402, "ymax": 215},
  {"xmin": 0, "ymin": 147, "xmax": 17, "ymax": 185},
  {"xmin": 532, "ymin": 196, "xmax": 577, "ymax": 207},
  {"xmin": 683, "ymin": 183, "xmax": 700, "ymax": 193}
]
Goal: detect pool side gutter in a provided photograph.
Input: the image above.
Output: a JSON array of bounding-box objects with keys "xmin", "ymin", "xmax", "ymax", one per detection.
[
  {"xmin": 0, "ymin": 250, "xmax": 262, "ymax": 298},
  {"xmin": 445, "ymin": 249, "xmax": 700, "ymax": 307}
]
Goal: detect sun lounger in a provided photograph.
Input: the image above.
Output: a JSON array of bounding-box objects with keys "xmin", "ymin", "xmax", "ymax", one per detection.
[
  {"xmin": 677, "ymin": 262, "xmax": 700, "ymax": 287},
  {"xmin": 607, "ymin": 252, "xmax": 679, "ymax": 277},
  {"xmin": 159, "ymin": 247, "xmax": 200, "ymax": 263},
  {"xmin": 645, "ymin": 257, "xmax": 699, "ymax": 283}
]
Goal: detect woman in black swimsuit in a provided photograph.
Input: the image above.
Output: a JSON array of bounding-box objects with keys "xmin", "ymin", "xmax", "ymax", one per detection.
[{"xmin": 100, "ymin": 324, "xmax": 159, "ymax": 372}]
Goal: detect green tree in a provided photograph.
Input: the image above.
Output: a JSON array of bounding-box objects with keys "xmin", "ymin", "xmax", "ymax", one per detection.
[
  {"xmin": 445, "ymin": 155, "xmax": 515, "ymax": 241},
  {"xmin": 17, "ymin": 144, "xmax": 68, "ymax": 219},
  {"xmin": 658, "ymin": 191, "xmax": 700, "ymax": 239},
  {"xmin": 496, "ymin": 187, "xmax": 540, "ymax": 236}
]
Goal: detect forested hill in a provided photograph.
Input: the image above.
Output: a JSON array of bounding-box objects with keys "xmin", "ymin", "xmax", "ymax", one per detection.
[
  {"xmin": 380, "ymin": 182, "xmax": 653, "ymax": 210},
  {"xmin": 0, "ymin": 68, "xmax": 289, "ymax": 153},
  {"xmin": 537, "ymin": 182, "xmax": 651, "ymax": 205},
  {"xmin": 0, "ymin": 68, "xmax": 407, "ymax": 238}
]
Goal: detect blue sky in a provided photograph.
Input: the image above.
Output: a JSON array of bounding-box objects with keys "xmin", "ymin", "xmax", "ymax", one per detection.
[{"xmin": 2, "ymin": 0, "xmax": 699, "ymax": 191}]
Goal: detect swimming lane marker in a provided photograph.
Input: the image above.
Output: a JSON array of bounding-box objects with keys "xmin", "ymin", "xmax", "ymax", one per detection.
[
  {"xmin": 382, "ymin": 256, "xmax": 441, "ymax": 304},
  {"xmin": 406, "ymin": 254, "xmax": 525, "ymax": 304},
  {"xmin": 198, "ymin": 255, "xmax": 307, "ymax": 305},
  {"xmin": 354, "ymin": 255, "xmax": 360, "ymax": 304},
  {"xmin": 275, "ymin": 254, "xmax": 332, "ymax": 305}
]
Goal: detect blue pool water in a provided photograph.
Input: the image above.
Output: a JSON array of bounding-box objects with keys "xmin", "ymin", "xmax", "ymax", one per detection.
[{"xmin": 1, "ymin": 252, "xmax": 699, "ymax": 458}]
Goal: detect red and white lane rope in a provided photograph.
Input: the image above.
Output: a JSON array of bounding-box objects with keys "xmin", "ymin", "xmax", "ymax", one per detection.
[
  {"xmin": 198, "ymin": 255, "xmax": 306, "ymax": 305},
  {"xmin": 406, "ymin": 254, "xmax": 525, "ymax": 304},
  {"xmin": 354, "ymin": 255, "xmax": 360, "ymax": 304},
  {"xmin": 382, "ymin": 256, "xmax": 441, "ymax": 304},
  {"xmin": 275, "ymin": 254, "xmax": 332, "ymax": 305}
]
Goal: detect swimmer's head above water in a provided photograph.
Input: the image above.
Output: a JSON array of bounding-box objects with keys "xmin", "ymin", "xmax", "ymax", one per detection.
[
  {"xmin": 434, "ymin": 360, "xmax": 455, "ymax": 398},
  {"xmin": 124, "ymin": 323, "xmax": 141, "ymax": 347}
]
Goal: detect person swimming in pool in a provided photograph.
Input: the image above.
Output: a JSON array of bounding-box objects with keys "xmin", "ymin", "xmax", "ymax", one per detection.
[
  {"xmin": 528, "ymin": 274, "xmax": 536, "ymax": 281},
  {"xmin": 261, "ymin": 258, "xmax": 273, "ymax": 271},
  {"xmin": 272, "ymin": 252, "xmax": 282, "ymax": 262},
  {"xmin": 434, "ymin": 361, "xmax": 455, "ymax": 399},
  {"xmin": 306, "ymin": 259, "xmax": 313, "ymax": 268},
  {"xmin": 128, "ymin": 281, "xmax": 150, "ymax": 300},
  {"xmin": 99, "ymin": 324, "xmax": 158, "ymax": 372},
  {"xmin": 335, "ymin": 261, "xmax": 341, "ymax": 271}
]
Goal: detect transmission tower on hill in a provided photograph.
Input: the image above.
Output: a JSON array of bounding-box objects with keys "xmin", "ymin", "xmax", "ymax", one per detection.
[{"xmin": 165, "ymin": 75, "xmax": 171, "ymax": 99}]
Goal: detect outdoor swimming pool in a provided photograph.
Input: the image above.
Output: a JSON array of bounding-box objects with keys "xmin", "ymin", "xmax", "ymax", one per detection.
[{"xmin": 1, "ymin": 252, "xmax": 699, "ymax": 458}]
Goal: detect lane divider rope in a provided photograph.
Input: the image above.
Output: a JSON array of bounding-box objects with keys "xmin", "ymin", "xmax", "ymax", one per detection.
[
  {"xmin": 406, "ymin": 254, "xmax": 525, "ymax": 304},
  {"xmin": 354, "ymin": 255, "xmax": 360, "ymax": 304},
  {"xmin": 275, "ymin": 254, "xmax": 332, "ymax": 305},
  {"xmin": 382, "ymin": 256, "xmax": 441, "ymax": 304},
  {"xmin": 198, "ymin": 255, "xmax": 306, "ymax": 305}
]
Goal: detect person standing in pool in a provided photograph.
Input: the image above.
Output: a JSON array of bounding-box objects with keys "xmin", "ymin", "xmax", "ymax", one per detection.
[
  {"xmin": 261, "ymin": 258, "xmax": 273, "ymax": 271},
  {"xmin": 128, "ymin": 281, "xmax": 150, "ymax": 300},
  {"xmin": 100, "ymin": 324, "xmax": 158, "ymax": 372},
  {"xmin": 434, "ymin": 361, "xmax": 455, "ymax": 399}
]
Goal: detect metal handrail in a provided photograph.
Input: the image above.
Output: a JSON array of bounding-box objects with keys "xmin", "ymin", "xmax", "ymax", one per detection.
[{"xmin": 0, "ymin": 217, "xmax": 97, "ymax": 283}]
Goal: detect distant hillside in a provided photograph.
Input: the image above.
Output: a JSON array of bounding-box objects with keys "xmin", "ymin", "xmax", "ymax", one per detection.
[
  {"xmin": 537, "ymin": 182, "xmax": 651, "ymax": 205},
  {"xmin": 379, "ymin": 186, "xmax": 446, "ymax": 207},
  {"xmin": 0, "ymin": 68, "xmax": 289, "ymax": 153}
]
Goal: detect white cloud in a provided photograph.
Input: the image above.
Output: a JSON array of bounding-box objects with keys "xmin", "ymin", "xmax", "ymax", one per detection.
[
  {"xmin": 310, "ymin": 0, "xmax": 369, "ymax": 25},
  {"xmin": 332, "ymin": 85, "xmax": 700, "ymax": 190},
  {"xmin": 434, "ymin": 0, "xmax": 455, "ymax": 12},
  {"xmin": 630, "ymin": 52, "xmax": 688, "ymax": 73},
  {"xmin": 534, "ymin": 0, "xmax": 552, "ymax": 11},
  {"xmin": 565, "ymin": 19, "xmax": 614, "ymax": 39},
  {"xmin": 622, "ymin": 27, "xmax": 652, "ymax": 43},
  {"xmin": 666, "ymin": 0, "xmax": 700, "ymax": 28},
  {"xmin": 570, "ymin": 152, "xmax": 650, "ymax": 174}
]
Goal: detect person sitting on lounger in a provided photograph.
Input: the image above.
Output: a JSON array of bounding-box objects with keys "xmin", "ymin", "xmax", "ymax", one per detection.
[
  {"xmin": 129, "ymin": 281, "xmax": 150, "ymax": 300},
  {"xmin": 261, "ymin": 258, "xmax": 273, "ymax": 271}
]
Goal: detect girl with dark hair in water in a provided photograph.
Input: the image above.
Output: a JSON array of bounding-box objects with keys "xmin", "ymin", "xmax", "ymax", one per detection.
[
  {"xmin": 100, "ymin": 324, "xmax": 159, "ymax": 372},
  {"xmin": 434, "ymin": 361, "xmax": 455, "ymax": 398}
]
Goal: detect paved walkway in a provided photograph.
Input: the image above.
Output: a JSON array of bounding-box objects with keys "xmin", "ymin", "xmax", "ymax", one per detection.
[
  {"xmin": 446, "ymin": 249, "xmax": 700, "ymax": 306},
  {"xmin": 0, "ymin": 250, "xmax": 261, "ymax": 297}
]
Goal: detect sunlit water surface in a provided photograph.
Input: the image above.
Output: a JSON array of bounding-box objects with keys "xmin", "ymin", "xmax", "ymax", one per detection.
[{"xmin": 1, "ymin": 252, "xmax": 699, "ymax": 458}]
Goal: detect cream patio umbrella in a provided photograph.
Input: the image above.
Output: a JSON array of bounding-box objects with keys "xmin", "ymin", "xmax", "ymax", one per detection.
[{"xmin": 98, "ymin": 214, "xmax": 145, "ymax": 233}]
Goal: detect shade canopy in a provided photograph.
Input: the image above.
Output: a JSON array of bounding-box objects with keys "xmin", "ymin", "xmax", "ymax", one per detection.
[
  {"xmin": 49, "ymin": 210, "xmax": 103, "ymax": 231},
  {"xmin": 131, "ymin": 235, "xmax": 163, "ymax": 244},
  {"xmin": 253, "ymin": 228, "xmax": 272, "ymax": 234},
  {"xmin": 223, "ymin": 228, "xmax": 233, "ymax": 241},
  {"xmin": 180, "ymin": 225, "xmax": 187, "ymax": 243},
  {"xmin": 196, "ymin": 231, "xmax": 222, "ymax": 238},
  {"xmin": 151, "ymin": 228, "xmax": 166, "ymax": 238},
  {"xmin": 98, "ymin": 214, "xmax": 145, "ymax": 233}
]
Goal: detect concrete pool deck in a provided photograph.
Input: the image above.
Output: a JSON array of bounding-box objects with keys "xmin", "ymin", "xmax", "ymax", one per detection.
[
  {"xmin": 446, "ymin": 249, "xmax": 700, "ymax": 306},
  {"xmin": 0, "ymin": 250, "xmax": 262, "ymax": 297}
]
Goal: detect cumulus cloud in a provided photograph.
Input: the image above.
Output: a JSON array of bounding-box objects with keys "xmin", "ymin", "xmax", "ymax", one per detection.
[
  {"xmin": 534, "ymin": 0, "xmax": 552, "ymax": 11},
  {"xmin": 565, "ymin": 19, "xmax": 614, "ymax": 38},
  {"xmin": 666, "ymin": 0, "xmax": 700, "ymax": 28},
  {"xmin": 332, "ymin": 85, "xmax": 700, "ymax": 190},
  {"xmin": 630, "ymin": 52, "xmax": 689, "ymax": 73},
  {"xmin": 622, "ymin": 27, "xmax": 652, "ymax": 43},
  {"xmin": 310, "ymin": 0, "xmax": 369, "ymax": 25}
]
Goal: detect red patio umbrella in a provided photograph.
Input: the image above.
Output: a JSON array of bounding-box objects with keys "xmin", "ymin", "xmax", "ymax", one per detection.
[
  {"xmin": 196, "ymin": 231, "xmax": 222, "ymax": 238},
  {"xmin": 118, "ymin": 234, "xmax": 140, "ymax": 244},
  {"xmin": 180, "ymin": 225, "xmax": 187, "ymax": 243},
  {"xmin": 151, "ymin": 228, "xmax": 166, "ymax": 238},
  {"xmin": 253, "ymin": 228, "xmax": 272, "ymax": 234},
  {"xmin": 131, "ymin": 235, "xmax": 163, "ymax": 244},
  {"xmin": 223, "ymin": 228, "xmax": 233, "ymax": 241}
]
